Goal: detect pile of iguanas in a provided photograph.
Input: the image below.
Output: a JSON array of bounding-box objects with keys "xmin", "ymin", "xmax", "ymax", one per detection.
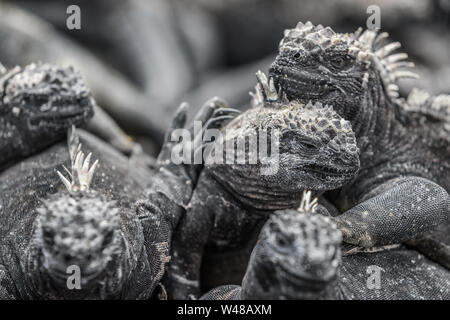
[{"xmin": 0, "ymin": 21, "xmax": 448, "ymax": 300}]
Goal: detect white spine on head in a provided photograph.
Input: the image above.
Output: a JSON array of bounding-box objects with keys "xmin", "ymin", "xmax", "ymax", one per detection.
[
  {"xmin": 250, "ymin": 70, "xmax": 288, "ymax": 107},
  {"xmin": 0, "ymin": 65, "xmax": 21, "ymax": 94},
  {"xmin": 0, "ymin": 62, "xmax": 6, "ymax": 74},
  {"xmin": 57, "ymin": 125, "xmax": 99, "ymax": 192},
  {"xmin": 297, "ymin": 190, "xmax": 318, "ymax": 213}
]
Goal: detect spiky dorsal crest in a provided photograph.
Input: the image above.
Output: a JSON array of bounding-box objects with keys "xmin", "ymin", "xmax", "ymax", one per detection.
[
  {"xmin": 280, "ymin": 21, "xmax": 350, "ymax": 52},
  {"xmin": 279, "ymin": 21, "xmax": 418, "ymax": 100},
  {"xmin": 356, "ymin": 29, "xmax": 418, "ymax": 99},
  {"xmin": 248, "ymin": 71, "xmax": 355, "ymax": 144},
  {"xmin": 57, "ymin": 125, "xmax": 98, "ymax": 192},
  {"xmin": 297, "ymin": 190, "xmax": 318, "ymax": 213},
  {"xmin": 0, "ymin": 62, "xmax": 6, "ymax": 74},
  {"xmin": 406, "ymin": 88, "xmax": 450, "ymax": 123},
  {"xmin": 250, "ymin": 70, "xmax": 288, "ymax": 107}
]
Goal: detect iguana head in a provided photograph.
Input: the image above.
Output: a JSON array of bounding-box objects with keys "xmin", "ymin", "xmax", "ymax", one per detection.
[
  {"xmin": 242, "ymin": 192, "xmax": 342, "ymax": 299},
  {"xmin": 28, "ymin": 130, "xmax": 139, "ymax": 297},
  {"xmin": 205, "ymin": 73, "xmax": 359, "ymax": 210},
  {"xmin": 269, "ymin": 21, "xmax": 417, "ymax": 125},
  {"xmin": 0, "ymin": 63, "xmax": 94, "ymax": 159},
  {"xmin": 35, "ymin": 191, "xmax": 132, "ymax": 293}
]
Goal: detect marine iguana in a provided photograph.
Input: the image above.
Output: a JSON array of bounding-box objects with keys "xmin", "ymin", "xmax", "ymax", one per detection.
[
  {"xmin": 0, "ymin": 99, "xmax": 235, "ymax": 299},
  {"xmin": 268, "ymin": 22, "xmax": 450, "ymax": 259},
  {"xmin": 201, "ymin": 192, "xmax": 450, "ymax": 300},
  {"xmin": 0, "ymin": 62, "xmax": 94, "ymax": 171},
  {"xmin": 165, "ymin": 73, "xmax": 360, "ymax": 299}
]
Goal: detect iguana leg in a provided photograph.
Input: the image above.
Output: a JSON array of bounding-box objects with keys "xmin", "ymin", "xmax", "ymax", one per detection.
[
  {"xmin": 140, "ymin": 98, "xmax": 239, "ymax": 299},
  {"xmin": 164, "ymin": 173, "xmax": 244, "ymax": 300},
  {"xmin": 164, "ymin": 181, "xmax": 216, "ymax": 300},
  {"xmin": 145, "ymin": 97, "xmax": 240, "ymax": 210},
  {"xmin": 166, "ymin": 186, "xmax": 214, "ymax": 299},
  {"xmin": 333, "ymin": 177, "xmax": 449, "ymax": 247}
]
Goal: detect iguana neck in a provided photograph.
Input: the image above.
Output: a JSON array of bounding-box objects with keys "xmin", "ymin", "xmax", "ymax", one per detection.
[
  {"xmin": 206, "ymin": 168, "xmax": 306, "ymax": 211},
  {"xmin": 355, "ymin": 75, "xmax": 400, "ymax": 168}
]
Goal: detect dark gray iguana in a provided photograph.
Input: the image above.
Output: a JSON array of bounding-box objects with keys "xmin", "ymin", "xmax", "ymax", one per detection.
[
  {"xmin": 0, "ymin": 99, "xmax": 235, "ymax": 299},
  {"xmin": 0, "ymin": 62, "xmax": 94, "ymax": 171},
  {"xmin": 0, "ymin": 126, "xmax": 154, "ymax": 299},
  {"xmin": 0, "ymin": 61, "xmax": 144, "ymax": 167},
  {"xmin": 201, "ymin": 192, "xmax": 450, "ymax": 300},
  {"xmin": 165, "ymin": 73, "xmax": 360, "ymax": 299},
  {"xmin": 268, "ymin": 22, "xmax": 450, "ymax": 264}
]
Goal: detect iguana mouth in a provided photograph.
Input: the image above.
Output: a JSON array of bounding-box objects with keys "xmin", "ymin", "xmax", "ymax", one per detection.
[
  {"xmin": 303, "ymin": 163, "xmax": 356, "ymax": 175},
  {"xmin": 295, "ymin": 163, "xmax": 357, "ymax": 187},
  {"xmin": 301, "ymin": 164, "xmax": 358, "ymax": 182},
  {"xmin": 277, "ymin": 263, "xmax": 335, "ymax": 291},
  {"xmin": 274, "ymin": 243, "xmax": 339, "ymax": 290},
  {"xmin": 49, "ymin": 265, "xmax": 106, "ymax": 282},
  {"xmin": 270, "ymin": 63, "xmax": 337, "ymax": 101},
  {"xmin": 28, "ymin": 109, "xmax": 87, "ymax": 128}
]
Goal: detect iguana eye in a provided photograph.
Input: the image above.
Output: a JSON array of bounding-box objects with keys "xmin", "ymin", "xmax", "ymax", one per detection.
[
  {"xmin": 275, "ymin": 233, "xmax": 293, "ymax": 250},
  {"xmin": 330, "ymin": 56, "xmax": 349, "ymax": 69},
  {"xmin": 276, "ymin": 235, "xmax": 288, "ymax": 247},
  {"xmin": 299, "ymin": 138, "xmax": 318, "ymax": 151},
  {"xmin": 303, "ymin": 142, "xmax": 317, "ymax": 150}
]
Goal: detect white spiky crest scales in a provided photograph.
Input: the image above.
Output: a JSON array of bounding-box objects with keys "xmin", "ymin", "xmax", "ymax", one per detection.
[
  {"xmin": 297, "ymin": 190, "xmax": 318, "ymax": 213},
  {"xmin": 57, "ymin": 125, "xmax": 98, "ymax": 192},
  {"xmin": 248, "ymin": 71, "xmax": 354, "ymax": 140},
  {"xmin": 0, "ymin": 62, "xmax": 6, "ymax": 74},
  {"xmin": 279, "ymin": 21, "xmax": 419, "ymax": 99}
]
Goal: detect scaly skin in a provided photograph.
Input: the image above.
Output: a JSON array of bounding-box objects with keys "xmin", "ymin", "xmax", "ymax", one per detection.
[
  {"xmin": 269, "ymin": 22, "xmax": 450, "ymax": 260},
  {"xmin": 0, "ymin": 100, "xmax": 233, "ymax": 299},
  {"xmin": 0, "ymin": 63, "xmax": 94, "ymax": 171},
  {"xmin": 0, "ymin": 128, "xmax": 154, "ymax": 299},
  {"xmin": 165, "ymin": 73, "xmax": 359, "ymax": 299},
  {"xmin": 201, "ymin": 194, "xmax": 450, "ymax": 300}
]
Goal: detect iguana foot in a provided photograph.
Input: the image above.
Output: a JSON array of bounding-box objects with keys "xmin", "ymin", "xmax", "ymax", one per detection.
[{"xmin": 333, "ymin": 177, "xmax": 449, "ymax": 247}]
